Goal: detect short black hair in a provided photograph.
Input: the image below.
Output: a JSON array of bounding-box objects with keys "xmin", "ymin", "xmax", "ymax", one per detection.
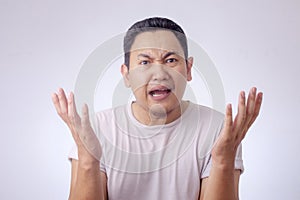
[{"xmin": 123, "ymin": 17, "xmax": 188, "ymax": 67}]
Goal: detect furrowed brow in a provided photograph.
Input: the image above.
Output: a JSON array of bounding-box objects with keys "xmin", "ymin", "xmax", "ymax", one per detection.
[
  {"xmin": 162, "ymin": 52, "xmax": 179, "ymax": 60},
  {"xmin": 137, "ymin": 53, "xmax": 152, "ymax": 59}
]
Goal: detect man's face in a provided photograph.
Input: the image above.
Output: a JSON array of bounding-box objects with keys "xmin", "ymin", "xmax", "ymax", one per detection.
[{"xmin": 121, "ymin": 30, "xmax": 193, "ymax": 116}]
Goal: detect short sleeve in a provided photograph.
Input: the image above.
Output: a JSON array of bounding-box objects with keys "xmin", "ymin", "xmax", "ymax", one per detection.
[
  {"xmin": 67, "ymin": 144, "xmax": 106, "ymax": 173},
  {"xmin": 200, "ymin": 143, "xmax": 244, "ymax": 179},
  {"xmin": 68, "ymin": 143, "xmax": 78, "ymax": 160}
]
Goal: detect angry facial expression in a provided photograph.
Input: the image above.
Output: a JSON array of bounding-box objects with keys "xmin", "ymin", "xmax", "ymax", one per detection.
[{"xmin": 121, "ymin": 30, "xmax": 193, "ymax": 124}]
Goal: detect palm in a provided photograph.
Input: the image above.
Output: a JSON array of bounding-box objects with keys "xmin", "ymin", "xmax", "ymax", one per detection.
[
  {"xmin": 52, "ymin": 88, "xmax": 102, "ymax": 162},
  {"xmin": 211, "ymin": 87, "xmax": 263, "ymax": 166}
]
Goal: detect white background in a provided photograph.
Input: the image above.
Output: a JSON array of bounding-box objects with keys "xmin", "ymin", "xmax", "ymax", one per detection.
[{"xmin": 1, "ymin": 0, "xmax": 299, "ymax": 199}]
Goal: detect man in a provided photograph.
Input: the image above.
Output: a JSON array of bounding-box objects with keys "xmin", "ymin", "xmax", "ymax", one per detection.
[{"xmin": 52, "ymin": 17, "xmax": 263, "ymax": 200}]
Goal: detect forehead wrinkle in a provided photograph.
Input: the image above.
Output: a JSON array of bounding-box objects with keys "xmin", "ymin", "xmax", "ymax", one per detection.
[
  {"xmin": 134, "ymin": 49, "xmax": 182, "ymax": 61},
  {"xmin": 137, "ymin": 53, "xmax": 152, "ymax": 59},
  {"xmin": 130, "ymin": 30, "xmax": 185, "ymax": 57}
]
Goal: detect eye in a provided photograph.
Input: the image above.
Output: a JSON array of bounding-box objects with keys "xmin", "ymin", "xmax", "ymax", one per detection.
[
  {"xmin": 166, "ymin": 58, "xmax": 178, "ymax": 63},
  {"xmin": 139, "ymin": 60, "xmax": 150, "ymax": 65}
]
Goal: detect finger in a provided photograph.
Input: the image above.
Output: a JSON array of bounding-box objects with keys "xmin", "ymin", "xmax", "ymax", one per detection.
[
  {"xmin": 81, "ymin": 104, "xmax": 91, "ymax": 128},
  {"xmin": 239, "ymin": 89, "xmax": 262, "ymax": 141},
  {"xmin": 51, "ymin": 93, "xmax": 61, "ymax": 114},
  {"xmin": 233, "ymin": 91, "xmax": 247, "ymax": 134},
  {"xmin": 80, "ymin": 104, "xmax": 95, "ymax": 143},
  {"xmin": 245, "ymin": 87, "xmax": 257, "ymax": 123},
  {"xmin": 222, "ymin": 103, "xmax": 233, "ymax": 138},
  {"xmin": 67, "ymin": 92, "xmax": 81, "ymax": 127},
  {"xmin": 248, "ymin": 92, "xmax": 263, "ymax": 127},
  {"xmin": 57, "ymin": 88, "xmax": 68, "ymax": 116},
  {"xmin": 79, "ymin": 104, "xmax": 102, "ymax": 161},
  {"xmin": 52, "ymin": 90, "xmax": 70, "ymax": 124},
  {"xmin": 235, "ymin": 91, "xmax": 251, "ymax": 142},
  {"xmin": 67, "ymin": 93, "xmax": 85, "ymax": 145}
]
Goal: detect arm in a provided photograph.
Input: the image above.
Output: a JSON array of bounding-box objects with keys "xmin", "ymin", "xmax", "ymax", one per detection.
[
  {"xmin": 199, "ymin": 87, "xmax": 263, "ymax": 200},
  {"xmin": 52, "ymin": 88, "xmax": 107, "ymax": 200},
  {"xmin": 200, "ymin": 170, "xmax": 241, "ymax": 200},
  {"xmin": 69, "ymin": 159, "xmax": 107, "ymax": 200}
]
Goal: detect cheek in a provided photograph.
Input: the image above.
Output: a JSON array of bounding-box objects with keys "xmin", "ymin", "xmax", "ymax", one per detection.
[
  {"xmin": 175, "ymin": 81, "xmax": 187, "ymax": 97},
  {"xmin": 129, "ymin": 68, "xmax": 151, "ymax": 93},
  {"xmin": 170, "ymin": 67, "xmax": 187, "ymax": 84},
  {"xmin": 169, "ymin": 69, "xmax": 187, "ymax": 96},
  {"xmin": 177, "ymin": 65, "xmax": 188, "ymax": 77},
  {"xmin": 133, "ymin": 87, "xmax": 147, "ymax": 100}
]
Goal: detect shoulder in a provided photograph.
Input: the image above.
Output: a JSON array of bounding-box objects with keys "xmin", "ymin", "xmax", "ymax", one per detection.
[
  {"xmin": 187, "ymin": 102, "xmax": 224, "ymax": 124},
  {"xmin": 91, "ymin": 104, "xmax": 129, "ymax": 134},
  {"xmin": 95, "ymin": 104, "xmax": 128, "ymax": 120},
  {"xmin": 187, "ymin": 103, "xmax": 225, "ymax": 159}
]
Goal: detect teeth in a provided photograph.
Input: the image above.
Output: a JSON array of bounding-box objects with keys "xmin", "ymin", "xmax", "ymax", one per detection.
[
  {"xmin": 149, "ymin": 89, "xmax": 171, "ymax": 97},
  {"xmin": 150, "ymin": 89, "xmax": 171, "ymax": 95}
]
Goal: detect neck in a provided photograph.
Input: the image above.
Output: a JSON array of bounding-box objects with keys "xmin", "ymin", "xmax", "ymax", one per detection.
[{"xmin": 131, "ymin": 101, "xmax": 189, "ymax": 126}]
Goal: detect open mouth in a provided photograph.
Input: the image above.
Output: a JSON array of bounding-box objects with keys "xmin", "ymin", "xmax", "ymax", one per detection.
[
  {"xmin": 149, "ymin": 89, "xmax": 171, "ymax": 97},
  {"xmin": 148, "ymin": 85, "xmax": 172, "ymax": 99}
]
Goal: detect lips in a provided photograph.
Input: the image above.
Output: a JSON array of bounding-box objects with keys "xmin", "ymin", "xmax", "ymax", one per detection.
[{"xmin": 148, "ymin": 85, "xmax": 172, "ymax": 100}]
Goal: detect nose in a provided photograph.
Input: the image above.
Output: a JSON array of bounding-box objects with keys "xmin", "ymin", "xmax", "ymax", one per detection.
[{"xmin": 150, "ymin": 64, "xmax": 170, "ymax": 81}]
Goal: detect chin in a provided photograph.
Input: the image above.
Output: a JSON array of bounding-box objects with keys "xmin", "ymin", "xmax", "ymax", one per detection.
[{"xmin": 150, "ymin": 100, "xmax": 181, "ymax": 114}]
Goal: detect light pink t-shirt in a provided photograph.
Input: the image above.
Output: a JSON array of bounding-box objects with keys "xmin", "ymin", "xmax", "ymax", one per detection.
[{"xmin": 69, "ymin": 102, "xmax": 243, "ymax": 200}]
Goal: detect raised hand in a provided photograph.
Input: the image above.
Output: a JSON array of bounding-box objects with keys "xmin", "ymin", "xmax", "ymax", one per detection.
[
  {"xmin": 52, "ymin": 88, "xmax": 102, "ymax": 164},
  {"xmin": 211, "ymin": 87, "xmax": 263, "ymax": 168}
]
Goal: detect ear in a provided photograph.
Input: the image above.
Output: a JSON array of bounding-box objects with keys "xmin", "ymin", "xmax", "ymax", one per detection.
[
  {"xmin": 186, "ymin": 57, "xmax": 193, "ymax": 81},
  {"xmin": 121, "ymin": 64, "xmax": 131, "ymax": 87}
]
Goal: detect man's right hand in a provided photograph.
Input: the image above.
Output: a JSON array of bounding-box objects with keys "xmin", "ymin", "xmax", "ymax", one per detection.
[{"xmin": 52, "ymin": 88, "xmax": 102, "ymax": 165}]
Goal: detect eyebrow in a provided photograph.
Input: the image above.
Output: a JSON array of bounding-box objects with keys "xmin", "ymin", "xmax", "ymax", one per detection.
[
  {"xmin": 162, "ymin": 52, "xmax": 177, "ymax": 60},
  {"xmin": 137, "ymin": 51, "xmax": 179, "ymax": 60},
  {"xmin": 137, "ymin": 53, "xmax": 152, "ymax": 59}
]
